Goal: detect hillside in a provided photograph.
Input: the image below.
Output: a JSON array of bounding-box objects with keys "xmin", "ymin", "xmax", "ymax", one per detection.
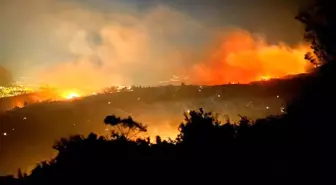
[{"xmin": 0, "ymin": 74, "xmax": 310, "ymax": 175}]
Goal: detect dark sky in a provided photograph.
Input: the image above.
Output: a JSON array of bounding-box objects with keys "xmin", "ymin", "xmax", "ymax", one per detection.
[{"xmin": 79, "ymin": 0, "xmax": 306, "ymax": 43}]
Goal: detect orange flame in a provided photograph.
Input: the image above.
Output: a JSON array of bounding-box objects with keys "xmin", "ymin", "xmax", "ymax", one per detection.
[
  {"xmin": 59, "ymin": 91, "xmax": 81, "ymax": 100},
  {"xmin": 189, "ymin": 29, "xmax": 314, "ymax": 85},
  {"xmin": 64, "ymin": 92, "xmax": 80, "ymax": 100}
]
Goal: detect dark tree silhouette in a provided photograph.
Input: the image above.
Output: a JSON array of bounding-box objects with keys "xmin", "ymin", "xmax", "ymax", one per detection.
[
  {"xmin": 2, "ymin": 107, "xmax": 295, "ymax": 184},
  {"xmin": 177, "ymin": 108, "xmax": 221, "ymax": 145},
  {"xmin": 288, "ymin": 0, "xmax": 336, "ymax": 183},
  {"xmin": 296, "ymin": 0, "xmax": 336, "ymax": 66},
  {"xmin": 104, "ymin": 115, "xmax": 147, "ymax": 139}
]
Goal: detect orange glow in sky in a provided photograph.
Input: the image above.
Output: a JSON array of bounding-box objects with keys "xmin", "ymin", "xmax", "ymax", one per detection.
[
  {"xmin": 21, "ymin": 29, "xmax": 314, "ymax": 93},
  {"xmin": 189, "ymin": 29, "xmax": 314, "ymax": 85}
]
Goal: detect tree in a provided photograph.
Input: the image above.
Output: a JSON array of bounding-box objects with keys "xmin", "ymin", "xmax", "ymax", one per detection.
[
  {"xmin": 290, "ymin": 1, "xmax": 336, "ymax": 183},
  {"xmin": 296, "ymin": 0, "xmax": 336, "ymax": 66},
  {"xmin": 177, "ymin": 108, "xmax": 221, "ymax": 146},
  {"xmin": 293, "ymin": 0, "xmax": 336, "ymax": 141},
  {"xmin": 17, "ymin": 169, "xmax": 24, "ymax": 179},
  {"xmin": 104, "ymin": 115, "xmax": 147, "ymax": 140}
]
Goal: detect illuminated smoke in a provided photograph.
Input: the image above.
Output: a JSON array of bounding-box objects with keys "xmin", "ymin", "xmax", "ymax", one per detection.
[
  {"xmin": 1, "ymin": 0, "xmax": 312, "ymax": 92},
  {"xmin": 189, "ymin": 29, "xmax": 313, "ymax": 85},
  {"xmin": 0, "ymin": 66, "xmax": 13, "ymax": 86}
]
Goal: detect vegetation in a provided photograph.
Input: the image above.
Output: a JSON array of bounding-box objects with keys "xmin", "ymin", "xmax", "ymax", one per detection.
[{"xmin": 1, "ymin": 108, "xmax": 291, "ymax": 184}]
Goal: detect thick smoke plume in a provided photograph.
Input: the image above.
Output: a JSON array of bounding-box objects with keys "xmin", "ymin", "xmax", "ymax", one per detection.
[
  {"xmin": 189, "ymin": 29, "xmax": 313, "ymax": 85},
  {"xmin": 1, "ymin": 0, "xmax": 311, "ymax": 93}
]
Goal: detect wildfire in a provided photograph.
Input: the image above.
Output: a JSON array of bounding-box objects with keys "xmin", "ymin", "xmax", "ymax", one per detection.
[
  {"xmin": 15, "ymin": 28, "xmax": 315, "ymax": 90},
  {"xmin": 62, "ymin": 91, "xmax": 81, "ymax": 100},
  {"xmin": 189, "ymin": 29, "xmax": 315, "ymax": 85},
  {"xmin": 260, "ymin": 76, "xmax": 271, "ymax": 81}
]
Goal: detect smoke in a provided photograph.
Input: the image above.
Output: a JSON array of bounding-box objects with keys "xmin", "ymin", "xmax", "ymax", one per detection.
[
  {"xmin": 188, "ymin": 29, "xmax": 313, "ymax": 85},
  {"xmin": 1, "ymin": 0, "xmax": 208, "ymax": 92},
  {"xmin": 0, "ymin": 0, "xmax": 311, "ymax": 92},
  {"xmin": 0, "ymin": 66, "xmax": 13, "ymax": 86}
]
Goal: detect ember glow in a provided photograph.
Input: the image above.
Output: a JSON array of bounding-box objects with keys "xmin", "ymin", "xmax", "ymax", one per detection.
[
  {"xmin": 64, "ymin": 92, "xmax": 80, "ymax": 100},
  {"xmin": 260, "ymin": 76, "xmax": 272, "ymax": 81}
]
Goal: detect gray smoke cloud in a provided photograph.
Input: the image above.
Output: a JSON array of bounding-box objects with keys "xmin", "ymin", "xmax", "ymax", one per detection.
[
  {"xmin": 1, "ymin": 0, "xmax": 209, "ymax": 90},
  {"xmin": 0, "ymin": 0, "xmax": 307, "ymax": 92}
]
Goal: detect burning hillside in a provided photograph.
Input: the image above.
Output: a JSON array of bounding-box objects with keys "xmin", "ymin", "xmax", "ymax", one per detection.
[
  {"xmin": 0, "ymin": 76, "xmax": 307, "ymax": 175},
  {"xmin": 1, "ymin": 0, "xmax": 314, "ymax": 99},
  {"xmin": 27, "ymin": 29, "xmax": 314, "ymax": 91}
]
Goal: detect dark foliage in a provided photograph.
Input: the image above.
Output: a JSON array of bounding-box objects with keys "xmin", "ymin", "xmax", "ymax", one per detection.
[
  {"xmin": 296, "ymin": 0, "xmax": 336, "ymax": 66},
  {"xmin": 290, "ymin": 0, "xmax": 336, "ymax": 184},
  {"xmin": 104, "ymin": 115, "xmax": 147, "ymax": 139},
  {"xmin": 2, "ymin": 108, "xmax": 292, "ymax": 185}
]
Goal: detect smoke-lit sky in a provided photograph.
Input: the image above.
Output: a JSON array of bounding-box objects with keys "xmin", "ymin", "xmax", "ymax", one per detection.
[{"xmin": 0, "ymin": 0, "xmax": 307, "ymax": 90}]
